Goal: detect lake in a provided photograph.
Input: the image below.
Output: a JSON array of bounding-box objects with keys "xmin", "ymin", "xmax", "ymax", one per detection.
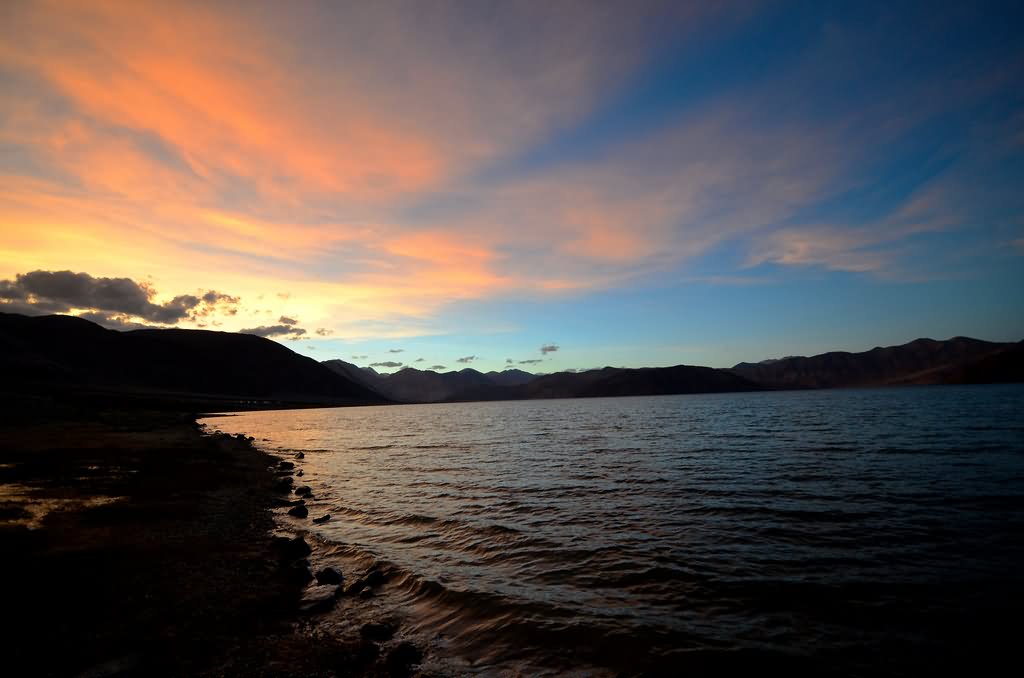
[{"xmin": 203, "ymin": 384, "xmax": 1024, "ymax": 676}]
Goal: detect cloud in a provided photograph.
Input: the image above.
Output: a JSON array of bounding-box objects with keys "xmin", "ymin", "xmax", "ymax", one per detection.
[
  {"xmin": 540, "ymin": 344, "xmax": 560, "ymax": 354},
  {"xmin": 351, "ymin": 355, "xmax": 368, "ymax": 360},
  {"xmin": 429, "ymin": 365, "xmax": 446, "ymax": 371},
  {"xmin": 415, "ymin": 357, "xmax": 424, "ymax": 362},
  {"xmin": 0, "ymin": 270, "xmax": 239, "ymax": 323},
  {"xmin": 388, "ymin": 348, "xmax": 404, "ymax": 353},
  {"xmin": 506, "ymin": 358, "xmax": 514, "ymax": 364},
  {"xmin": 75, "ymin": 311, "xmax": 158, "ymax": 331},
  {"xmin": 315, "ymin": 328, "xmax": 332, "ymax": 336},
  {"xmin": 370, "ymin": 361, "xmax": 402, "ymax": 368},
  {"xmin": 456, "ymin": 355, "xmax": 477, "ymax": 363},
  {"xmin": 279, "ymin": 315, "xmax": 298, "ymax": 325},
  {"xmin": 518, "ymin": 359, "xmax": 543, "ymax": 365},
  {"xmin": 240, "ymin": 324, "xmax": 307, "ymax": 338}
]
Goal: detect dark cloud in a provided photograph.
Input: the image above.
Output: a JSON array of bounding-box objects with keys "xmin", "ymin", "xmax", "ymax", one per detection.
[
  {"xmin": 0, "ymin": 279, "xmax": 27, "ymax": 300},
  {"xmin": 370, "ymin": 361, "xmax": 403, "ymax": 368},
  {"xmin": 279, "ymin": 315, "xmax": 298, "ymax": 325},
  {"xmin": 388, "ymin": 348, "xmax": 404, "ymax": 353},
  {"xmin": 519, "ymin": 359, "xmax": 543, "ymax": 365},
  {"xmin": 414, "ymin": 357, "xmax": 424, "ymax": 362},
  {"xmin": 315, "ymin": 328, "xmax": 332, "ymax": 336},
  {"xmin": 506, "ymin": 358, "xmax": 514, "ymax": 364},
  {"xmin": 351, "ymin": 354, "xmax": 368, "ymax": 360},
  {"xmin": 203, "ymin": 291, "xmax": 239, "ymax": 305},
  {"xmin": 429, "ymin": 365, "xmax": 446, "ymax": 371},
  {"xmin": 456, "ymin": 355, "xmax": 477, "ymax": 363},
  {"xmin": 240, "ymin": 324, "xmax": 307, "ymax": 338},
  {"xmin": 0, "ymin": 270, "xmax": 240, "ymax": 325},
  {"xmin": 540, "ymin": 344, "xmax": 559, "ymax": 355}
]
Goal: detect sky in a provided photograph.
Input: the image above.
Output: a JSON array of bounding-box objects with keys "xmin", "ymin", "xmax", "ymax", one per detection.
[{"xmin": 1, "ymin": 0, "xmax": 1022, "ymax": 373}]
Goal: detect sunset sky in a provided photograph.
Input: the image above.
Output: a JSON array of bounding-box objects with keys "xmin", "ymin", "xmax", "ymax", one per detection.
[{"xmin": 1, "ymin": 0, "xmax": 1022, "ymax": 372}]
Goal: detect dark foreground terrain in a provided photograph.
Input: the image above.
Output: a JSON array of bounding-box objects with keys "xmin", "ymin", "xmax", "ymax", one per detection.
[{"xmin": 0, "ymin": 407, "xmax": 421, "ymax": 678}]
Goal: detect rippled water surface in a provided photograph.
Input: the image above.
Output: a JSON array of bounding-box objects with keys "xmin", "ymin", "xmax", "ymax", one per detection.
[{"xmin": 204, "ymin": 385, "xmax": 1024, "ymax": 676}]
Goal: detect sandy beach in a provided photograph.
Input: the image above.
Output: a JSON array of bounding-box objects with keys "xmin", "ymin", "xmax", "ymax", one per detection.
[{"xmin": 0, "ymin": 407, "xmax": 421, "ymax": 678}]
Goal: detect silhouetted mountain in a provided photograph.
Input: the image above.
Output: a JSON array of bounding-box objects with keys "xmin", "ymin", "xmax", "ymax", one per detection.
[
  {"xmin": 731, "ymin": 337, "xmax": 1021, "ymax": 389},
  {"xmin": 448, "ymin": 365, "xmax": 761, "ymax": 401},
  {"xmin": 321, "ymin": 359, "xmax": 377, "ymax": 391},
  {"xmin": 485, "ymin": 369, "xmax": 536, "ymax": 386},
  {"xmin": 322, "ymin": 360, "xmax": 540, "ymax": 402},
  {"xmin": 0, "ymin": 312, "xmax": 383, "ymax": 407}
]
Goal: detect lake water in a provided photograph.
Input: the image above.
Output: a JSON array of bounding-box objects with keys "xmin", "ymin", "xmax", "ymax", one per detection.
[{"xmin": 203, "ymin": 385, "xmax": 1024, "ymax": 676}]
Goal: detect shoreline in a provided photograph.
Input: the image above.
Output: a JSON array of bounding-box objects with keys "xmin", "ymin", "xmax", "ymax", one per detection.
[{"xmin": 0, "ymin": 409, "xmax": 423, "ymax": 677}]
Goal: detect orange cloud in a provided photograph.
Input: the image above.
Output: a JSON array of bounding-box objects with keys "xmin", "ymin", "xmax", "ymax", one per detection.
[{"xmin": 3, "ymin": 0, "xmax": 447, "ymax": 204}]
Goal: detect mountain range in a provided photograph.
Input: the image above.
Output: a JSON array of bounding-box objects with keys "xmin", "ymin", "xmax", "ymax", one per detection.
[
  {"xmin": 731, "ymin": 336, "xmax": 1023, "ymax": 389},
  {"xmin": 324, "ymin": 335, "xmax": 1022, "ymax": 403},
  {"xmin": 2, "ymin": 312, "xmax": 1021, "ymax": 408},
  {"xmin": 0, "ymin": 312, "xmax": 382, "ymax": 409}
]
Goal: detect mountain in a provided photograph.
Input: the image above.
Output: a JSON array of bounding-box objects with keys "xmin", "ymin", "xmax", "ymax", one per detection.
[
  {"xmin": 448, "ymin": 365, "xmax": 761, "ymax": 401},
  {"xmin": 485, "ymin": 369, "xmax": 536, "ymax": 386},
  {"xmin": 0, "ymin": 312, "xmax": 383, "ymax": 408},
  {"xmin": 322, "ymin": 359, "xmax": 536, "ymax": 402},
  {"xmin": 731, "ymin": 337, "xmax": 1022, "ymax": 389}
]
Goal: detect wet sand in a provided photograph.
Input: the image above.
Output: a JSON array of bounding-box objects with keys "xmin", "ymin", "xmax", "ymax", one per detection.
[{"xmin": 0, "ymin": 409, "xmax": 420, "ymax": 678}]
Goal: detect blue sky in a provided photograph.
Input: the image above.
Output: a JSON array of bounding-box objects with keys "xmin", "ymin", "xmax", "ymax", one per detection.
[{"xmin": 1, "ymin": 1, "xmax": 1022, "ymax": 370}]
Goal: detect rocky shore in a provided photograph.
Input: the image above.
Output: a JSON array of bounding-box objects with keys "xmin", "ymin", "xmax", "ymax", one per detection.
[{"xmin": 0, "ymin": 409, "xmax": 425, "ymax": 677}]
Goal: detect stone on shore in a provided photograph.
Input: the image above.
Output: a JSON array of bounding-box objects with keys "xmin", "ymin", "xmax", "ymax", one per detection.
[
  {"xmin": 272, "ymin": 535, "xmax": 311, "ymax": 560},
  {"xmin": 386, "ymin": 641, "xmax": 423, "ymax": 675},
  {"xmin": 296, "ymin": 452, "xmax": 305, "ymax": 459},
  {"xmin": 359, "ymin": 621, "xmax": 396, "ymax": 642},
  {"xmin": 315, "ymin": 567, "xmax": 343, "ymax": 585},
  {"xmin": 283, "ymin": 559, "xmax": 314, "ymax": 585},
  {"xmin": 344, "ymin": 578, "xmax": 366, "ymax": 596},
  {"xmin": 312, "ymin": 514, "xmax": 331, "ymax": 524},
  {"xmin": 299, "ymin": 584, "xmax": 341, "ymax": 614},
  {"xmin": 364, "ymin": 568, "xmax": 387, "ymax": 587},
  {"xmin": 288, "ymin": 504, "xmax": 309, "ymax": 518},
  {"xmin": 278, "ymin": 460, "xmax": 294, "ymax": 470}
]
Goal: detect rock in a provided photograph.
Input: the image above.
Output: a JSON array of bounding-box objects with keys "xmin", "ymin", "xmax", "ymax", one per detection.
[
  {"xmin": 364, "ymin": 569, "xmax": 387, "ymax": 587},
  {"xmin": 296, "ymin": 452, "xmax": 305, "ymax": 459},
  {"xmin": 299, "ymin": 584, "xmax": 341, "ymax": 614},
  {"xmin": 360, "ymin": 621, "xmax": 396, "ymax": 642},
  {"xmin": 273, "ymin": 477, "xmax": 294, "ymax": 492},
  {"xmin": 271, "ymin": 497, "xmax": 305, "ymax": 508},
  {"xmin": 358, "ymin": 587, "xmax": 375, "ymax": 599},
  {"xmin": 272, "ymin": 535, "xmax": 311, "ymax": 560},
  {"xmin": 295, "ymin": 485, "xmax": 313, "ymax": 497},
  {"xmin": 288, "ymin": 504, "xmax": 309, "ymax": 518},
  {"xmin": 296, "ymin": 470, "xmax": 304, "ymax": 477},
  {"xmin": 315, "ymin": 567, "xmax": 343, "ymax": 585},
  {"xmin": 386, "ymin": 642, "xmax": 423, "ymax": 675},
  {"xmin": 312, "ymin": 514, "xmax": 331, "ymax": 524},
  {"xmin": 344, "ymin": 578, "xmax": 366, "ymax": 596},
  {"xmin": 278, "ymin": 460, "xmax": 294, "ymax": 470},
  {"xmin": 284, "ymin": 559, "xmax": 314, "ymax": 585}
]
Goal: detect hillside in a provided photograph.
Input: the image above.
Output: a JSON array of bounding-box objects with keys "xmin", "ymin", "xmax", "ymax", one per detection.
[
  {"xmin": 447, "ymin": 365, "xmax": 761, "ymax": 401},
  {"xmin": 322, "ymin": 360, "xmax": 537, "ymax": 403},
  {"xmin": 731, "ymin": 337, "xmax": 1021, "ymax": 389},
  {"xmin": 0, "ymin": 312, "xmax": 383, "ymax": 408}
]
